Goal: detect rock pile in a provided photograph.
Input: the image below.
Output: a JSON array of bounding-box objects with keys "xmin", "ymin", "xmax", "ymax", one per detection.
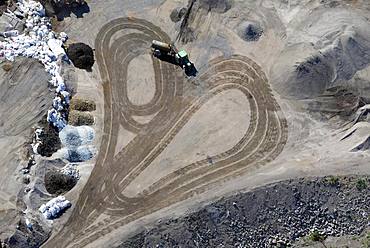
[
  {"xmin": 120, "ymin": 177, "xmax": 370, "ymax": 248},
  {"xmin": 44, "ymin": 167, "xmax": 78, "ymax": 195}
]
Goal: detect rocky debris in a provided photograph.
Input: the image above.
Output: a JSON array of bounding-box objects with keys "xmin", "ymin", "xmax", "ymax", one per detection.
[
  {"xmin": 119, "ymin": 176, "xmax": 370, "ymax": 248},
  {"xmin": 170, "ymin": 7, "xmax": 187, "ymax": 23},
  {"xmin": 239, "ymin": 21, "xmax": 263, "ymax": 42},
  {"xmin": 3, "ymin": 218, "xmax": 50, "ymax": 248},
  {"xmin": 66, "ymin": 42, "xmax": 94, "ymax": 70}
]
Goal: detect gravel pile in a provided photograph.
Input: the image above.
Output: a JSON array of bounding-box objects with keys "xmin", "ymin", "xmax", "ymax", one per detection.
[
  {"xmin": 119, "ymin": 176, "xmax": 370, "ymax": 248},
  {"xmin": 36, "ymin": 122, "xmax": 61, "ymax": 157},
  {"xmin": 44, "ymin": 169, "xmax": 77, "ymax": 195},
  {"xmin": 66, "ymin": 42, "xmax": 94, "ymax": 70},
  {"xmin": 239, "ymin": 21, "xmax": 263, "ymax": 42}
]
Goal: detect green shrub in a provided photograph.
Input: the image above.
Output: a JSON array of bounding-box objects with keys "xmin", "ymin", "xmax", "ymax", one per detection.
[
  {"xmin": 326, "ymin": 176, "xmax": 340, "ymax": 187},
  {"xmin": 309, "ymin": 230, "xmax": 325, "ymax": 242},
  {"xmin": 356, "ymin": 179, "xmax": 367, "ymax": 190}
]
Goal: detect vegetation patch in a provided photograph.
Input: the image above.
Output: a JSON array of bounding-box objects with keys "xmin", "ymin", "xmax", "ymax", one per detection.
[
  {"xmin": 325, "ymin": 175, "xmax": 340, "ymax": 187},
  {"xmin": 308, "ymin": 230, "xmax": 326, "ymax": 242},
  {"xmin": 356, "ymin": 178, "xmax": 368, "ymax": 190}
]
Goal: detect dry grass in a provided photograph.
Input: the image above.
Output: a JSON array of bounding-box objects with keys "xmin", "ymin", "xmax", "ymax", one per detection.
[
  {"xmin": 68, "ymin": 110, "xmax": 94, "ymax": 126},
  {"xmin": 2, "ymin": 62, "xmax": 13, "ymax": 72},
  {"xmin": 69, "ymin": 98, "xmax": 96, "ymax": 112}
]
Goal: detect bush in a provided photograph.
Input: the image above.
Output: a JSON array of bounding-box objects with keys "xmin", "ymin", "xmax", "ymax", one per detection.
[
  {"xmin": 325, "ymin": 176, "xmax": 339, "ymax": 187},
  {"xmin": 66, "ymin": 42, "xmax": 94, "ymax": 70},
  {"xmin": 69, "ymin": 98, "xmax": 96, "ymax": 112},
  {"xmin": 68, "ymin": 110, "xmax": 94, "ymax": 126},
  {"xmin": 309, "ymin": 230, "xmax": 325, "ymax": 242},
  {"xmin": 356, "ymin": 179, "xmax": 367, "ymax": 190}
]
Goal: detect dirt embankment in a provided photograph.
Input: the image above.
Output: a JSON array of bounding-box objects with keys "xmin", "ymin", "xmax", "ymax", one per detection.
[{"xmin": 118, "ymin": 176, "xmax": 370, "ymax": 248}]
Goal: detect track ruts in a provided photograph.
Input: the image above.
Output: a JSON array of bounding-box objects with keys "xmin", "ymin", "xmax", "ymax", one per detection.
[{"xmin": 44, "ymin": 17, "xmax": 288, "ymax": 248}]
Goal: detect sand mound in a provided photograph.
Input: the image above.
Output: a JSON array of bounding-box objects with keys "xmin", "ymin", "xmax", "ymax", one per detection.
[
  {"xmin": 238, "ymin": 21, "xmax": 263, "ymax": 42},
  {"xmin": 271, "ymin": 8, "xmax": 370, "ymax": 100},
  {"xmin": 341, "ymin": 122, "xmax": 370, "ymax": 152}
]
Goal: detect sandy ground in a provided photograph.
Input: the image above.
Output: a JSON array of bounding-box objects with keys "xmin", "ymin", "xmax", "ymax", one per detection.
[
  {"xmin": 0, "ymin": 58, "xmax": 52, "ymax": 240},
  {"xmin": 0, "ymin": 0, "xmax": 365, "ymax": 247}
]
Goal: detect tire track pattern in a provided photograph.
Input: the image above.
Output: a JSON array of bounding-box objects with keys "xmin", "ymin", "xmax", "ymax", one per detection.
[{"xmin": 45, "ymin": 17, "xmax": 288, "ymax": 248}]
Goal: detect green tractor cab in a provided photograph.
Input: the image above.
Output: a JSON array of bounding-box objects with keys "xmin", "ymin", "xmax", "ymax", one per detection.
[{"xmin": 176, "ymin": 50, "xmax": 197, "ymax": 77}]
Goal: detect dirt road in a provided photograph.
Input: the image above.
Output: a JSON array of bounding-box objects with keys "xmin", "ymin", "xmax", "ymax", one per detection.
[{"xmin": 45, "ymin": 17, "xmax": 288, "ymax": 248}]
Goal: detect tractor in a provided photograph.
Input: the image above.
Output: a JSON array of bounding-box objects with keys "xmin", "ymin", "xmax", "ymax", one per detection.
[{"xmin": 151, "ymin": 40, "xmax": 197, "ymax": 77}]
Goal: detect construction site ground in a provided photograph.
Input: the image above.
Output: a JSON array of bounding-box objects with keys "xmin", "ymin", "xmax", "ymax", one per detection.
[
  {"xmin": 1, "ymin": 0, "xmax": 369, "ymax": 247},
  {"xmin": 42, "ymin": 1, "xmax": 370, "ymax": 247}
]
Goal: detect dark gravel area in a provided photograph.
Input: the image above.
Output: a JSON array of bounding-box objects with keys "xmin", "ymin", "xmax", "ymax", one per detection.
[
  {"xmin": 37, "ymin": 123, "xmax": 62, "ymax": 157},
  {"xmin": 66, "ymin": 42, "xmax": 94, "ymax": 70},
  {"xmin": 3, "ymin": 219, "xmax": 50, "ymax": 248},
  {"xmin": 118, "ymin": 176, "xmax": 370, "ymax": 248},
  {"xmin": 44, "ymin": 169, "xmax": 77, "ymax": 195}
]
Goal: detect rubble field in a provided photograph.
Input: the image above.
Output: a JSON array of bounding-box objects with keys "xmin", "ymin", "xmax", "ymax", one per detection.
[{"xmin": 118, "ymin": 176, "xmax": 370, "ymax": 248}]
